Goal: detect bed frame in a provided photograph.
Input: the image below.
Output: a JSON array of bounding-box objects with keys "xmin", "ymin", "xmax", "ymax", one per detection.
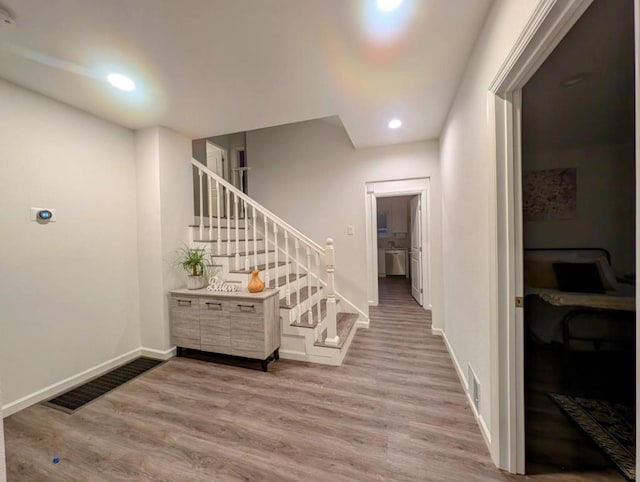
[{"xmin": 524, "ymin": 248, "xmax": 635, "ymax": 382}]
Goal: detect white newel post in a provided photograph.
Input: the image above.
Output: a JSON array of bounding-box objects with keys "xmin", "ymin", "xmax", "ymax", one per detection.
[
  {"xmin": 324, "ymin": 238, "xmax": 339, "ymax": 346},
  {"xmin": 284, "ymin": 231, "xmax": 291, "ymax": 306}
]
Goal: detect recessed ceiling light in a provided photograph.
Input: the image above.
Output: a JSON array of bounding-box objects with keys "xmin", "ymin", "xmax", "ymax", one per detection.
[
  {"xmin": 107, "ymin": 73, "xmax": 135, "ymax": 91},
  {"xmin": 388, "ymin": 118, "xmax": 402, "ymax": 129},
  {"xmin": 377, "ymin": 0, "xmax": 403, "ymax": 13}
]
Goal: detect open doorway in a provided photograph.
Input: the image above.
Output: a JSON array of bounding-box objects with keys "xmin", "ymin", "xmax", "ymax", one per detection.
[
  {"xmin": 521, "ymin": 0, "xmax": 635, "ymax": 478},
  {"xmin": 376, "ymin": 195, "xmax": 420, "ymax": 305},
  {"xmin": 365, "ymin": 178, "xmax": 431, "ymax": 310}
]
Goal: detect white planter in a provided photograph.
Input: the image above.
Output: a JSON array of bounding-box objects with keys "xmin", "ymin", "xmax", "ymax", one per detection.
[{"xmin": 186, "ymin": 275, "xmax": 206, "ymax": 290}]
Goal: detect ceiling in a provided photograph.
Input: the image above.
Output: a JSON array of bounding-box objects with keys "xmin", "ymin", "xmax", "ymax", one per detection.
[
  {"xmin": 522, "ymin": 0, "xmax": 634, "ymax": 152},
  {"xmin": 0, "ymin": 0, "xmax": 492, "ymax": 148}
]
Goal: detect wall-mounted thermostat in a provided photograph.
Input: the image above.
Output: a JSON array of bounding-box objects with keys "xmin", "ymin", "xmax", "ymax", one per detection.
[{"xmin": 31, "ymin": 207, "xmax": 56, "ymax": 223}]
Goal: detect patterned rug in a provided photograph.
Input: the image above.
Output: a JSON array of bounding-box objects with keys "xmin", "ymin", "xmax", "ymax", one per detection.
[{"xmin": 550, "ymin": 394, "xmax": 635, "ymax": 481}]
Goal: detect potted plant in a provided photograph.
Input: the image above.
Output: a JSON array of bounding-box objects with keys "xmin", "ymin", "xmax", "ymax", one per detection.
[{"xmin": 176, "ymin": 245, "xmax": 207, "ymax": 289}]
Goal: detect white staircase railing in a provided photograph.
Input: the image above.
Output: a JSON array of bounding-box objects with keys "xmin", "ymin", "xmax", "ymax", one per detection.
[{"xmin": 191, "ymin": 159, "xmax": 340, "ymax": 347}]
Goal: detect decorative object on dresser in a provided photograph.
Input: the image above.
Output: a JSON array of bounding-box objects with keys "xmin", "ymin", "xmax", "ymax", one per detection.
[
  {"xmin": 169, "ymin": 288, "xmax": 280, "ymax": 371},
  {"xmin": 247, "ymin": 268, "xmax": 265, "ymax": 293},
  {"xmin": 176, "ymin": 245, "xmax": 207, "ymax": 289}
]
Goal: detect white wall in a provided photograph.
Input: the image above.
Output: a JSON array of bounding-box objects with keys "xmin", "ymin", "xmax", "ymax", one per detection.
[
  {"xmin": 0, "ymin": 79, "xmax": 141, "ymax": 408},
  {"xmin": 439, "ymin": 0, "xmax": 539, "ymax": 451},
  {"xmin": 523, "ymin": 143, "xmax": 635, "ymax": 274},
  {"xmin": 135, "ymin": 127, "xmax": 193, "ymax": 352},
  {"xmin": 246, "ymin": 117, "xmax": 443, "ymax": 327}
]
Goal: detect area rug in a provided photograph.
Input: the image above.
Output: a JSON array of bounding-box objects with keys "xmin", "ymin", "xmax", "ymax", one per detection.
[{"xmin": 550, "ymin": 393, "xmax": 635, "ymax": 480}]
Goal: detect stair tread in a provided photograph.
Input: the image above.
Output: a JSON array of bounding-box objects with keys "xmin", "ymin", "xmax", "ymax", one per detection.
[
  {"xmin": 190, "ymin": 224, "xmax": 249, "ymax": 229},
  {"xmin": 230, "ymin": 261, "xmax": 287, "ymax": 274},
  {"xmin": 280, "ymin": 286, "xmax": 320, "ymax": 309},
  {"xmin": 193, "ymin": 238, "xmax": 263, "ymax": 243},
  {"xmin": 314, "ymin": 312, "xmax": 358, "ymax": 349},
  {"xmin": 267, "ymin": 273, "xmax": 307, "ymax": 288},
  {"xmin": 210, "ymin": 249, "xmax": 275, "ymax": 258}
]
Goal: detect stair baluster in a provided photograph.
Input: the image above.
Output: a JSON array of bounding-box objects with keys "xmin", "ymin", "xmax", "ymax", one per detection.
[
  {"xmin": 284, "ymin": 231, "xmax": 291, "ymax": 306},
  {"xmin": 198, "ymin": 170, "xmax": 204, "ymax": 240},
  {"xmin": 252, "ymin": 206, "xmax": 258, "ymax": 270},
  {"xmin": 226, "ymin": 189, "xmax": 231, "ymax": 256},
  {"xmin": 324, "ymin": 238, "xmax": 339, "ymax": 346},
  {"xmin": 244, "ymin": 199, "xmax": 249, "ymax": 270},
  {"xmin": 306, "ymin": 246, "xmax": 313, "ymax": 325},
  {"xmin": 208, "ymin": 176, "xmax": 213, "ymax": 242},
  {"xmin": 315, "ymin": 252, "xmax": 321, "ymax": 340},
  {"xmin": 216, "ymin": 180, "xmax": 222, "ymax": 255},
  {"xmin": 295, "ymin": 238, "xmax": 301, "ymax": 323},
  {"xmin": 234, "ymin": 194, "xmax": 240, "ymax": 267},
  {"xmin": 273, "ymin": 224, "xmax": 279, "ymax": 290},
  {"xmin": 264, "ymin": 216, "xmax": 270, "ymax": 286}
]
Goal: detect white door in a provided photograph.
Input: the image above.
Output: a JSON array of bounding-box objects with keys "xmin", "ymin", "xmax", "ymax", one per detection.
[
  {"xmin": 410, "ymin": 195, "xmax": 423, "ymax": 305},
  {"xmin": 206, "ymin": 142, "xmax": 226, "ymax": 218}
]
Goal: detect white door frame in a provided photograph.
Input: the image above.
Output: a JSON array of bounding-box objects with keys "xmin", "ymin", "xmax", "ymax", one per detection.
[
  {"xmin": 488, "ymin": 0, "xmax": 608, "ymax": 473},
  {"xmin": 365, "ymin": 178, "xmax": 431, "ymax": 310}
]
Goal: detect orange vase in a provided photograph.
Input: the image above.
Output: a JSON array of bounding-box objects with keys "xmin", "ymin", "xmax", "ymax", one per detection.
[{"xmin": 248, "ymin": 269, "xmax": 265, "ymax": 293}]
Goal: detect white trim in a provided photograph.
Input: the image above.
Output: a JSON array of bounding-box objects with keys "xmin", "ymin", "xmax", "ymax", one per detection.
[
  {"xmin": 2, "ymin": 348, "xmax": 142, "ymax": 417},
  {"xmin": 488, "ymin": 0, "xmax": 594, "ymax": 473},
  {"xmin": 432, "ymin": 328, "xmax": 491, "ymax": 448},
  {"xmin": 141, "ymin": 346, "xmax": 177, "ymax": 360},
  {"xmin": 365, "ymin": 177, "xmax": 432, "ymax": 316}
]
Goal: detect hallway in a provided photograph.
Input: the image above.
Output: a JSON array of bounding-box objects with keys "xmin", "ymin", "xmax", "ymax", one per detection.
[{"xmin": 5, "ymin": 278, "xmax": 511, "ymax": 481}]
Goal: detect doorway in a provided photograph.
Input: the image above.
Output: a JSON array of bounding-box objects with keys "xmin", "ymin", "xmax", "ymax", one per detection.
[
  {"xmin": 489, "ymin": 0, "xmax": 639, "ymax": 475},
  {"xmin": 521, "ymin": 0, "xmax": 635, "ymax": 478},
  {"xmin": 365, "ymin": 178, "xmax": 431, "ymax": 310}
]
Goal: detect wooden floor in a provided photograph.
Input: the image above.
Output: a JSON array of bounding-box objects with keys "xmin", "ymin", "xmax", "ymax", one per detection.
[{"xmin": 3, "ymin": 277, "xmax": 616, "ymax": 481}]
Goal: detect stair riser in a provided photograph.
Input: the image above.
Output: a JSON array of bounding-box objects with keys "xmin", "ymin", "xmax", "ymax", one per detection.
[
  {"xmin": 223, "ymin": 272, "xmax": 308, "ymax": 293},
  {"xmin": 191, "ymin": 228, "xmax": 256, "ymax": 242},
  {"xmin": 194, "ymin": 216, "xmax": 253, "ymax": 229},
  {"xmin": 280, "ymin": 290, "xmax": 325, "ymax": 323},
  {"xmin": 192, "ymin": 240, "xmax": 265, "ymax": 253}
]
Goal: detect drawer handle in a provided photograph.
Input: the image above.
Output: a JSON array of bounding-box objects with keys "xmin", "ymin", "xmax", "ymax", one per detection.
[
  {"xmin": 176, "ymin": 299, "xmax": 192, "ymax": 306},
  {"xmin": 237, "ymin": 304, "xmax": 256, "ymax": 313},
  {"xmin": 206, "ymin": 302, "xmax": 223, "ymax": 310}
]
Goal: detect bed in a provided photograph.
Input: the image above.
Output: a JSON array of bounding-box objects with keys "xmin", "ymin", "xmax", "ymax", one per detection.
[{"xmin": 524, "ymin": 248, "xmax": 635, "ymax": 371}]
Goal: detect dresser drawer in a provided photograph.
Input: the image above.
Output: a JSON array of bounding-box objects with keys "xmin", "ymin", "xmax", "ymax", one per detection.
[{"xmin": 170, "ymin": 296, "xmax": 199, "ymax": 339}]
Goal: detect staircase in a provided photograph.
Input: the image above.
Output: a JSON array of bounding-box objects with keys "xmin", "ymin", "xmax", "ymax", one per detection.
[{"xmin": 188, "ymin": 159, "xmax": 362, "ymax": 366}]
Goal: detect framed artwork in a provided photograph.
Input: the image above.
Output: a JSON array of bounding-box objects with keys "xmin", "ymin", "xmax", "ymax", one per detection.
[{"xmin": 523, "ymin": 168, "xmax": 577, "ymax": 221}]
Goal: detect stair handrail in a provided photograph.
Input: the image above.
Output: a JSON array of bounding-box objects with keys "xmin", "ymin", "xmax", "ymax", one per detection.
[{"xmin": 191, "ymin": 159, "xmax": 324, "ymax": 255}]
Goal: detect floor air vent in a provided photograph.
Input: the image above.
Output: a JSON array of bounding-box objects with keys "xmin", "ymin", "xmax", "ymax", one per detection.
[
  {"xmin": 468, "ymin": 364, "xmax": 480, "ymax": 413},
  {"xmin": 42, "ymin": 357, "xmax": 163, "ymax": 413}
]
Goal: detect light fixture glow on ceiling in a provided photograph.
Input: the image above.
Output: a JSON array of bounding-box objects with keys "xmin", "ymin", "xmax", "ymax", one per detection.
[
  {"xmin": 107, "ymin": 73, "xmax": 135, "ymax": 91},
  {"xmin": 376, "ymin": 0, "xmax": 403, "ymax": 13},
  {"xmin": 388, "ymin": 118, "xmax": 402, "ymax": 129}
]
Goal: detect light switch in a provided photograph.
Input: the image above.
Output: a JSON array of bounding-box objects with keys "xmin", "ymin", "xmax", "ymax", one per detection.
[{"xmin": 347, "ymin": 225, "xmax": 354, "ymax": 235}]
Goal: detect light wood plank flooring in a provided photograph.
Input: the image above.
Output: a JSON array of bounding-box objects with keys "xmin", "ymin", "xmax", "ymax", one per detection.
[{"xmin": 3, "ymin": 277, "xmax": 612, "ymax": 481}]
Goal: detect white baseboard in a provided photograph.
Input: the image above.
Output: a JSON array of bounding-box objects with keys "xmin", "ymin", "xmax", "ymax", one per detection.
[
  {"xmin": 356, "ymin": 319, "xmax": 370, "ymax": 329},
  {"xmin": 2, "ymin": 348, "xmax": 142, "ymax": 417},
  {"xmin": 431, "ymin": 328, "xmax": 491, "ymax": 449},
  {"xmin": 141, "ymin": 346, "xmax": 176, "ymax": 360}
]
